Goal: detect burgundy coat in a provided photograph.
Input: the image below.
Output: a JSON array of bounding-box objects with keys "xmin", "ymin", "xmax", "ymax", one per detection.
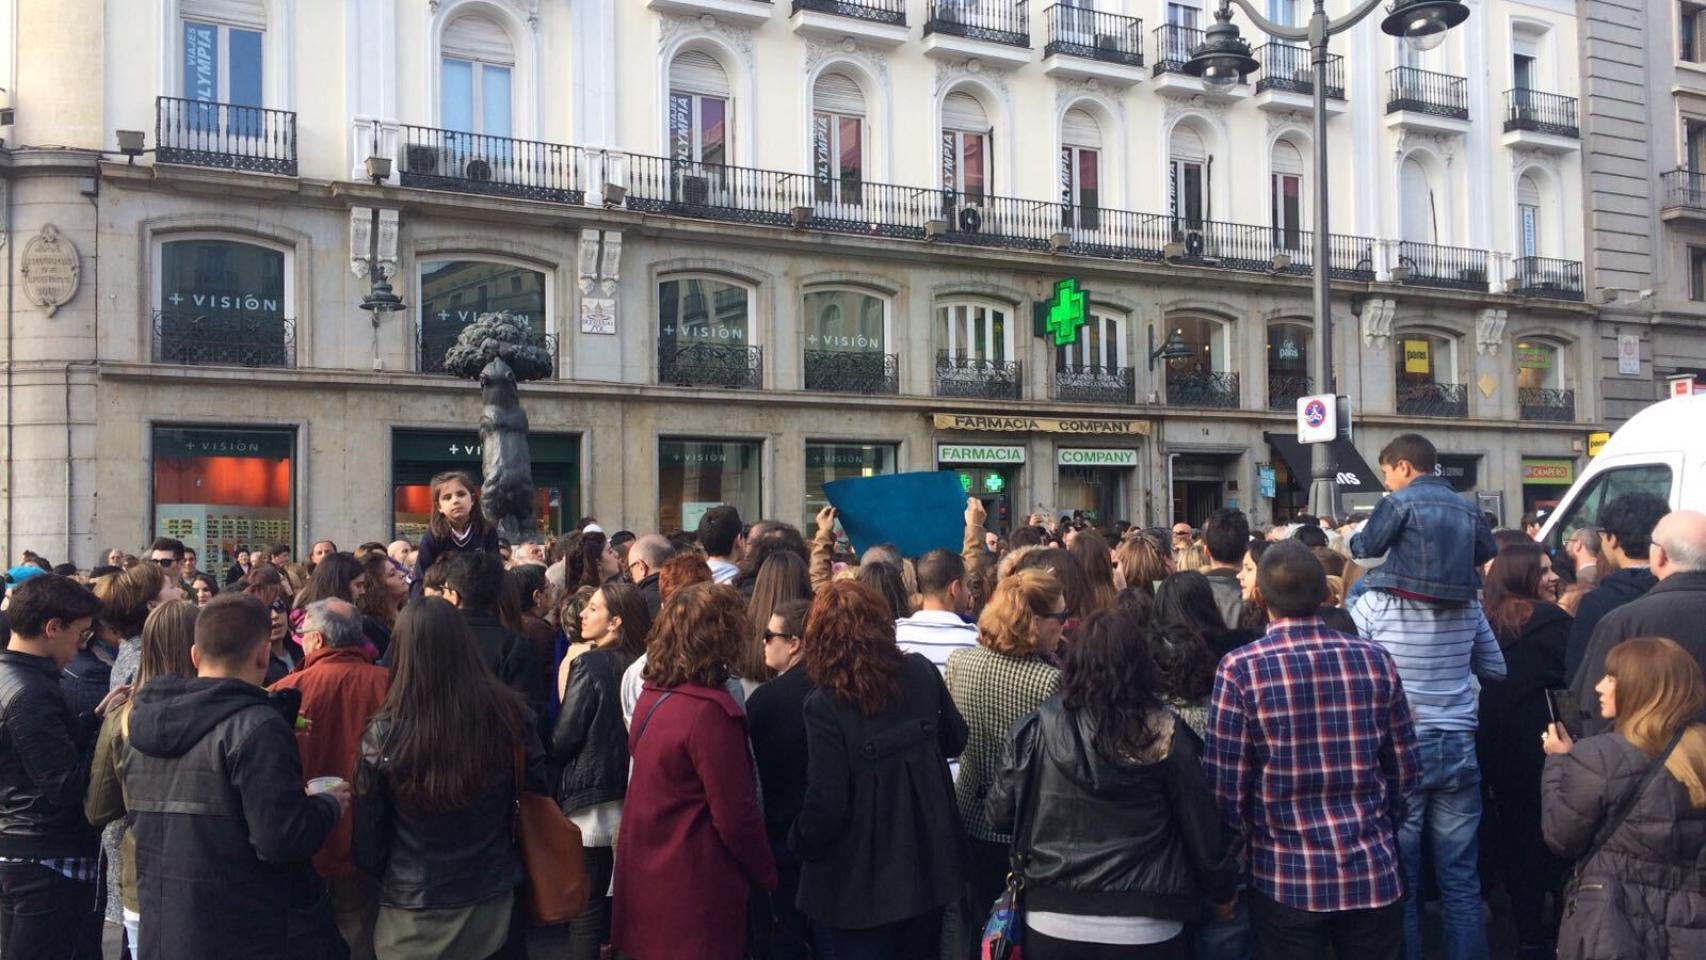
[{"xmin": 612, "ymin": 682, "xmax": 778, "ymax": 960}]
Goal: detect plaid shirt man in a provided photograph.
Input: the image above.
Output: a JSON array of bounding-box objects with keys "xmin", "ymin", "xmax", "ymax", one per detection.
[{"xmin": 1204, "ymin": 615, "xmax": 1420, "ymax": 913}]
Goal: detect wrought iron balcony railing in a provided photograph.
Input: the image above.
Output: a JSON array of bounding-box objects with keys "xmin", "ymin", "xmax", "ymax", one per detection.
[
  {"xmin": 924, "ymin": 0, "xmax": 1030, "ymax": 47},
  {"xmin": 792, "ymin": 0, "xmax": 906, "ymax": 24},
  {"xmin": 417, "ymin": 323, "xmax": 557, "ymax": 375},
  {"xmin": 1510, "ymin": 256, "xmax": 1585, "ymax": 301},
  {"xmin": 1044, "ymin": 5, "xmax": 1144, "ymax": 67},
  {"xmin": 1268, "ymin": 373, "xmax": 1314, "ymax": 410},
  {"xmin": 658, "ymin": 342, "xmax": 764, "ymax": 389},
  {"xmin": 152, "ymin": 311, "xmax": 296, "ymax": 368},
  {"xmin": 1396, "ymin": 380, "xmax": 1469, "ymax": 418},
  {"xmin": 803, "ymin": 350, "xmax": 899, "ymax": 394},
  {"xmin": 936, "ymin": 352, "xmax": 1023, "ymax": 400},
  {"xmin": 1167, "ymin": 370, "xmax": 1241, "ymax": 408},
  {"xmin": 1396, "ymin": 240, "xmax": 1489, "ymax": 291},
  {"xmin": 1254, "ymin": 43, "xmax": 1345, "ymax": 99},
  {"xmin": 1519, "ymin": 387, "xmax": 1576, "ymax": 422},
  {"xmin": 1504, "ymin": 89, "xmax": 1579, "ymax": 139},
  {"xmin": 1054, "ymin": 363, "xmax": 1136, "ymax": 404},
  {"xmin": 156, "ymin": 96, "xmax": 297, "ymax": 176},
  {"xmin": 1662, "ymin": 169, "xmax": 1706, "ymax": 211},
  {"xmin": 1387, "ymin": 67, "xmax": 1469, "ymax": 120},
  {"xmin": 1153, "ymin": 24, "xmax": 1205, "ymax": 76},
  {"xmin": 399, "ymin": 126, "xmax": 585, "ymax": 205}
]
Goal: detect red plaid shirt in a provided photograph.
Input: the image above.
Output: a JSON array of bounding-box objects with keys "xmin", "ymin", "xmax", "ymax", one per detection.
[{"xmin": 1203, "ymin": 616, "xmax": 1419, "ymax": 913}]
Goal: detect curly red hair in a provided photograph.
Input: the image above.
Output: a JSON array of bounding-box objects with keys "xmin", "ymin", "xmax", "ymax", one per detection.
[
  {"xmin": 643, "ymin": 582, "xmax": 746, "ymax": 689},
  {"xmin": 802, "ymin": 580, "xmax": 904, "ymax": 718}
]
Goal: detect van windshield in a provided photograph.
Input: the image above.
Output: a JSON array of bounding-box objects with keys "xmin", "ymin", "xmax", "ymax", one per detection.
[{"xmin": 1544, "ymin": 463, "xmax": 1674, "ymax": 555}]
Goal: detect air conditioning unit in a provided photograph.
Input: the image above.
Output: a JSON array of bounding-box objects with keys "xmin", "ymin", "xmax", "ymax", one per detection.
[
  {"xmin": 1184, "ymin": 229, "xmax": 1205, "ymax": 258},
  {"xmin": 1095, "ymin": 33, "xmax": 1119, "ymax": 52},
  {"xmin": 464, "ymin": 158, "xmax": 493, "ymax": 181},
  {"xmin": 958, "ymin": 205, "xmax": 984, "ymax": 234},
  {"xmin": 681, "ymin": 175, "xmax": 710, "ymax": 206},
  {"xmin": 404, "ymin": 145, "xmax": 439, "ymax": 174}
]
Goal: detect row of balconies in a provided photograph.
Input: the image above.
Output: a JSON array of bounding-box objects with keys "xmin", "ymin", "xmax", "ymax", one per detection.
[
  {"xmin": 149, "ymin": 97, "xmax": 1586, "ymax": 302},
  {"xmin": 149, "ymin": 310, "xmax": 1578, "ymax": 422}
]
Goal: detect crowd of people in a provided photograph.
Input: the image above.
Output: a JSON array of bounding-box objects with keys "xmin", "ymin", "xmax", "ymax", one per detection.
[{"xmin": 0, "ymin": 432, "xmax": 1704, "ymax": 960}]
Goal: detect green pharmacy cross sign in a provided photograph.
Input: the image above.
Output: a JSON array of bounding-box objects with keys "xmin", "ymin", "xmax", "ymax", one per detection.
[{"xmin": 1034, "ymin": 278, "xmax": 1089, "ymax": 346}]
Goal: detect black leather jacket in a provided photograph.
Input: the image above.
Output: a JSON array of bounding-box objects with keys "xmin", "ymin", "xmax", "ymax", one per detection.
[
  {"xmin": 353, "ymin": 714, "xmax": 549, "ymax": 909},
  {"xmin": 987, "ymin": 697, "xmax": 1236, "ymax": 921},
  {"xmin": 551, "ymin": 647, "xmax": 635, "ymax": 816},
  {"xmin": 0, "ymin": 650, "xmax": 100, "ymax": 859}
]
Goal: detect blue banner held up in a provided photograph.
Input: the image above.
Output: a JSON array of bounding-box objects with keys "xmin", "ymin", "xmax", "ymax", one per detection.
[{"xmin": 824, "ymin": 471, "xmax": 967, "ymax": 559}]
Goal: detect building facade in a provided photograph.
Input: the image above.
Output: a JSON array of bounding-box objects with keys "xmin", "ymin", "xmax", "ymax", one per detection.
[
  {"xmin": 0, "ymin": 0, "xmax": 1598, "ymax": 568},
  {"xmin": 1581, "ymin": 0, "xmax": 1706, "ymax": 424}
]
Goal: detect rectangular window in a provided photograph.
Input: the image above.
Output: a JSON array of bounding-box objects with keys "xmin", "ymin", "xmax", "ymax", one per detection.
[
  {"xmin": 1691, "ymin": 247, "xmax": 1706, "ymax": 301},
  {"xmin": 181, "ymin": 20, "xmax": 263, "ymax": 105},
  {"xmin": 938, "ymin": 303, "xmax": 1010, "ymax": 362},
  {"xmin": 1684, "ymin": 3, "xmax": 1705, "ymax": 62},
  {"xmin": 659, "ymin": 439, "xmax": 762, "ymax": 534},
  {"xmin": 943, "ymin": 130, "xmax": 988, "ymax": 203},
  {"xmin": 1272, "ymin": 173, "xmax": 1302, "ymax": 251},
  {"xmin": 1060, "ymin": 146, "xmax": 1100, "ymax": 230},
  {"xmin": 392, "ymin": 429, "xmax": 579, "ymax": 540},
  {"xmin": 442, "ymin": 58, "xmax": 511, "ymax": 137},
  {"xmin": 804, "ymin": 443, "xmax": 897, "ymax": 528},
  {"xmin": 813, "ymin": 112, "xmax": 863, "ymax": 204},
  {"xmin": 1172, "ymin": 159, "xmax": 1206, "ymax": 230},
  {"xmin": 418, "ymin": 260, "xmax": 548, "ymax": 373},
  {"xmin": 1519, "ymin": 203, "xmax": 1539, "ymax": 258},
  {"xmin": 153, "ymin": 425, "xmax": 295, "ymax": 574},
  {"xmin": 1513, "ymin": 53, "xmax": 1535, "ymax": 92}
]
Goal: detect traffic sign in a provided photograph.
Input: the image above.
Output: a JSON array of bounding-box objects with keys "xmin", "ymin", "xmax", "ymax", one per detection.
[{"xmin": 1297, "ymin": 393, "xmax": 1336, "ymax": 444}]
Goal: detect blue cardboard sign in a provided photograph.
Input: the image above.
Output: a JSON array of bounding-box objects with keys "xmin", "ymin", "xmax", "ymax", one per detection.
[{"xmin": 824, "ymin": 471, "xmax": 967, "ymax": 558}]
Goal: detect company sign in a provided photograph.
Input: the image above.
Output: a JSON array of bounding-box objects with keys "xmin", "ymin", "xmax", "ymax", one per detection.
[
  {"xmin": 938, "ymin": 444, "xmax": 1025, "ymax": 465},
  {"xmin": 931, "ymin": 413, "xmax": 1150, "ymax": 435},
  {"xmin": 1057, "ymin": 448, "xmax": 1138, "ymax": 467},
  {"xmin": 1522, "ymin": 458, "xmax": 1576, "ymax": 486},
  {"xmin": 1403, "ymin": 340, "xmax": 1431, "ymax": 374},
  {"xmin": 1587, "ymin": 431, "xmax": 1611, "ymax": 458}
]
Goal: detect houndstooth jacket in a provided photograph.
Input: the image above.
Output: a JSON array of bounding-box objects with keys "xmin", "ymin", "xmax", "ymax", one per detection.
[{"xmin": 945, "ymin": 645, "xmax": 1063, "ymax": 844}]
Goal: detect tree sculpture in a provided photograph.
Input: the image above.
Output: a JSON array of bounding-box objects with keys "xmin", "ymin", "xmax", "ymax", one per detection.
[{"xmin": 442, "ymin": 312, "xmax": 554, "ymax": 540}]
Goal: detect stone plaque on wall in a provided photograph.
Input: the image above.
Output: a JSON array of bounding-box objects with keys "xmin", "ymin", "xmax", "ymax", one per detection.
[{"xmin": 20, "ymin": 224, "xmax": 80, "ymax": 317}]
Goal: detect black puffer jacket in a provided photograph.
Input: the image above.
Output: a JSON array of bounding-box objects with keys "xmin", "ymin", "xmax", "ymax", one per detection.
[
  {"xmin": 124, "ymin": 674, "xmax": 343, "ymax": 960},
  {"xmin": 987, "ymin": 697, "xmax": 1237, "ymax": 921},
  {"xmin": 353, "ymin": 713, "xmax": 549, "ymax": 909},
  {"xmin": 0, "ymin": 650, "xmax": 100, "ymax": 859},
  {"xmin": 1543, "ymin": 729, "xmax": 1706, "ymax": 960},
  {"xmin": 551, "ymin": 646, "xmax": 635, "ymax": 815}
]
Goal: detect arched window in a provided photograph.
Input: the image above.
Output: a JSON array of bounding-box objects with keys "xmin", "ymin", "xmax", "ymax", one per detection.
[
  {"xmin": 802, "ymin": 288, "xmax": 894, "ymax": 394},
  {"xmin": 1395, "ymin": 330, "xmax": 1467, "ymax": 417},
  {"xmin": 1267, "ymin": 321, "xmax": 1312, "ymax": 408},
  {"xmin": 1517, "ymin": 174, "xmax": 1542, "ymax": 259},
  {"xmin": 1061, "ymin": 108, "xmax": 1102, "ymax": 229},
  {"xmin": 936, "ymin": 299, "xmax": 1019, "ymax": 399},
  {"xmin": 441, "ymin": 14, "xmax": 513, "ymax": 137},
  {"xmin": 1271, "ymin": 139, "xmax": 1304, "ymax": 252},
  {"xmin": 1400, "ymin": 156, "xmax": 1435, "ymax": 243},
  {"xmin": 153, "ymin": 235, "xmax": 293, "ymax": 367},
  {"xmin": 813, "ymin": 72, "xmax": 866, "ymax": 207},
  {"xmin": 1056, "ymin": 310, "xmax": 1125, "ymax": 371},
  {"xmin": 1517, "ymin": 338, "xmax": 1575, "ymax": 420},
  {"xmin": 1164, "ymin": 316, "xmax": 1238, "ymax": 408},
  {"xmin": 669, "ymin": 51, "xmax": 730, "ymax": 165},
  {"xmin": 942, "ymin": 91, "xmax": 991, "ymax": 203},
  {"xmin": 417, "ymin": 259, "xmax": 549, "ymax": 374},
  {"xmin": 658, "ymin": 275, "xmax": 758, "ymax": 388},
  {"xmin": 1169, "ymin": 124, "xmax": 1209, "ymax": 231}
]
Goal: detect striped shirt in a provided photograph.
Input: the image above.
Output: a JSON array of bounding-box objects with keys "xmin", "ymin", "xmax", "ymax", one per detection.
[
  {"xmin": 895, "ymin": 611, "xmax": 979, "ymax": 673},
  {"xmin": 1350, "ymin": 590, "xmax": 1506, "ymax": 732},
  {"xmin": 1204, "ymin": 617, "xmax": 1420, "ymax": 913}
]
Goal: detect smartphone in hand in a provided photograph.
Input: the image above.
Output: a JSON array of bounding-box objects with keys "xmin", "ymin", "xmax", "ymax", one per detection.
[{"xmin": 1546, "ymin": 688, "xmax": 1585, "ymax": 740}]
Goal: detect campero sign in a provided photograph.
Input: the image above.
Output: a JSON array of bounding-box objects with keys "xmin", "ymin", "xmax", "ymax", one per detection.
[{"xmin": 932, "ymin": 413, "xmax": 1151, "ymax": 435}]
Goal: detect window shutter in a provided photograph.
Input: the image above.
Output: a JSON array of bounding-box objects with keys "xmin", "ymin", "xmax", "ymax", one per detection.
[
  {"xmin": 1062, "ymin": 109, "xmax": 1102, "ymax": 148},
  {"xmin": 444, "ymin": 15, "xmax": 514, "ymax": 64},
  {"xmin": 1518, "ymin": 175, "xmax": 1541, "ymax": 208},
  {"xmin": 182, "ymin": 0, "xmax": 266, "ymax": 30},
  {"xmin": 942, "ymin": 92, "xmax": 989, "ymax": 132},
  {"xmin": 1272, "ymin": 139, "xmax": 1304, "ymax": 176},
  {"xmin": 814, "ymin": 72, "xmax": 866, "ymax": 116},
  {"xmin": 1169, "ymin": 124, "xmax": 1206, "ymax": 162},
  {"xmin": 671, "ymin": 50, "xmax": 730, "ymax": 97}
]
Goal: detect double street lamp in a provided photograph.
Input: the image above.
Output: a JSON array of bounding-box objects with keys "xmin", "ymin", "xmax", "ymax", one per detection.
[{"xmin": 1182, "ymin": 0, "xmax": 1468, "ymax": 519}]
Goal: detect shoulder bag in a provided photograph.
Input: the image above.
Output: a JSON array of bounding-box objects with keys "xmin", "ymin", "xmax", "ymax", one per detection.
[
  {"xmin": 513, "ymin": 738, "xmax": 590, "ymax": 925},
  {"xmin": 981, "ymin": 726, "xmax": 1043, "ymax": 960},
  {"xmin": 1561, "ymin": 728, "xmax": 1687, "ymax": 934}
]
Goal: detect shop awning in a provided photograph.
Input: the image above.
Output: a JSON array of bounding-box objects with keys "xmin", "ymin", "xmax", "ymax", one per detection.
[{"xmin": 1264, "ymin": 432, "xmax": 1384, "ymax": 494}]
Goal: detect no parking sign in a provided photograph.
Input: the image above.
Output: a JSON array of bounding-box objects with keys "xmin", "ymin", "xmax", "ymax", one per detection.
[{"xmin": 1297, "ymin": 394, "xmax": 1337, "ymax": 444}]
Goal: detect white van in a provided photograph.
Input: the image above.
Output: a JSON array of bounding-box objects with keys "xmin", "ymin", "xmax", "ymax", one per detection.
[{"xmin": 1537, "ymin": 393, "xmax": 1706, "ymax": 554}]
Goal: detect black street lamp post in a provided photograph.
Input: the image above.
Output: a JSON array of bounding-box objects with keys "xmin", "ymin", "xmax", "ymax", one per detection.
[{"xmin": 1184, "ymin": 0, "xmax": 1468, "ymax": 519}]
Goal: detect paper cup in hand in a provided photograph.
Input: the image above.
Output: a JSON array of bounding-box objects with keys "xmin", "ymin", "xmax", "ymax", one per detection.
[{"xmin": 307, "ymin": 777, "xmax": 346, "ymax": 795}]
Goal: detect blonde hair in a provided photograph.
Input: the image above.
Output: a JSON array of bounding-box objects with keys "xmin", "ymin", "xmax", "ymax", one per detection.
[
  {"xmin": 1114, "ymin": 537, "xmax": 1168, "ymax": 597},
  {"xmin": 93, "ymin": 562, "xmax": 169, "ymax": 638},
  {"xmin": 976, "ymin": 569, "xmax": 1062, "ymax": 658},
  {"xmin": 1604, "ymin": 637, "xmax": 1706, "ymax": 807}
]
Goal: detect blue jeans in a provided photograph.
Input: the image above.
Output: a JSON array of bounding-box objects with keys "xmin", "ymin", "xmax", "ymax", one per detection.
[
  {"xmin": 1399, "ymin": 729, "xmax": 1488, "ymax": 960},
  {"xmin": 1191, "ymin": 891, "xmax": 1252, "ymax": 960}
]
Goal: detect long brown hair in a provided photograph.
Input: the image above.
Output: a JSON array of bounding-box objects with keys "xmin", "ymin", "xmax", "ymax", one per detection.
[
  {"xmin": 598, "ymin": 581, "xmax": 654, "ymax": 659},
  {"xmin": 357, "ymin": 552, "xmax": 402, "ymax": 628},
  {"xmin": 1484, "ymin": 542, "xmax": 1549, "ymax": 639},
  {"xmin": 240, "ymin": 563, "xmax": 290, "ymax": 607},
  {"xmin": 657, "ymin": 553, "xmax": 712, "ymax": 605},
  {"xmin": 643, "ymin": 583, "xmax": 746, "ymax": 688},
  {"xmin": 1115, "ymin": 536, "xmax": 1168, "ymax": 598},
  {"xmin": 977, "ymin": 569, "xmax": 1062, "ymax": 658},
  {"xmin": 742, "ymin": 551, "xmax": 811, "ymax": 682},
  {"xmin": 803, "ymin": 580, "xmax": 904, "ymax": 718},
  {"xmin": 1606, "ymin": 637, "xmax": 1706, "ymax": 757},
  {"xmin": 1068, "ymin": 530, "xmax": 1118, "ymax": 613},
  {"xmin": 373, "ymin": 598, "xmax": 527, "ymax": 812},
  {"xmin": 137, "ymin": 600, "xmax": 198, "ymax": 690},
  {"xmin": 426, "ymin": 470, "xmax": 489, "ymax": 542}
]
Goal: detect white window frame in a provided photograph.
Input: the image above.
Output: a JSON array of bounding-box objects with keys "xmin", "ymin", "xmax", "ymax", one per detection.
[
  {"xmin": 1165, "ymin": 316, "xmax": 1231, "ymax": 374},
  {"xmin": 440, "ymin": 56, "xmax": 513, "ymax": 137},
  {"xmin": 943, "ymin": 129, "xmax": 991, "ymax": 199},
  {"xmin": 416, "ymin": 256, "xmax": 555, "ymax": 343},
  {"xmin": 151, "ymin": 232, "xmax": 295, "ymax": 318},
  {"xmin": 1515, "ymin": 338, "xmax": 1566, "ymax": 391},
  {"xmin": 812, "ymin": 109, "xmax": 866, "ymax": 207},
  {"xmin": 1057, "ymin": 311, "xmax": 1126, "ymax": 371},
  {"xmin": 670, "ymin": 92, "xmax": 731, "ymax": 164},
  {"xmin": 179, "ymin": 18, "xmax": 266, "ymax": 105},
  {"xmin": 937, "ymin": 300, "xmax": 1015, "ymax": 363},
  {"xmin": 802, "ymin": 287, "xmax": 892, "ymax": 354},
  {"xmin": 1396, "ymin": 329, "xmax": 1460, "ymax": 384}
]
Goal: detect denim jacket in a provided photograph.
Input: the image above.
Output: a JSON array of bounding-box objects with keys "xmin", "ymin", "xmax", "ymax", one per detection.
[{"xmin": 1349, "ymin": 475, "xmax": 1496, "ymax": 602}]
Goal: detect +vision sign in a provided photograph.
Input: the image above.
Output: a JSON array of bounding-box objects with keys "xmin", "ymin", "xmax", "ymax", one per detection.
[{"xmin": 1034, "ymin": 278, "xmax": 1089, "ymax": 346}]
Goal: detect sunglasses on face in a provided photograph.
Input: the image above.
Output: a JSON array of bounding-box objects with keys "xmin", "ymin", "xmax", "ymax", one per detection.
[
  {"xmin": 269, "ymin": 599, "xmax": 290, "ymax": 615},
  {"xmin": 762, "ymin": 630, "xmax": 796, "ymax": 643},
  {"xmin": 1038, "ymin": 610, "xmax": 1071, "ymax": 624},
  {"xmin": 153, "ymin": 557, "xmax": 178, "ymax": 566}
]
